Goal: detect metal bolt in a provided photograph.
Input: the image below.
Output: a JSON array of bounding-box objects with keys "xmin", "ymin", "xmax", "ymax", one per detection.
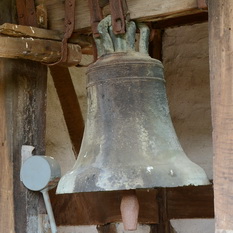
[{"xmin": 39, "ymin": 16, "xmax": 44, "ymax": 24}]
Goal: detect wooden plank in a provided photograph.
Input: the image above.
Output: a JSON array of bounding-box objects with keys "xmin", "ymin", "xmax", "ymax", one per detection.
[
  {"xmin": 0, "ymin": 23, "xmax": 93, "ymax": 54},
  {"xmin": 0, "ymin": 23, "xmax": 92, "ymax": 46},
  {"xmin": 0, "ymin": 58, "xmax": 48, "ymax": 233},
  {"xmin": 0, "ymin": 1, "xmax": 20, "ymax": 232},
  {"xmin": 0, "ymin": 5, "xmax": 48, "ymax": 232},
  {"xmin": 50, "ymin": 189, "xmax": 159, "ymax": 226},
  {"xmin": 156, "ymin": 189, "xmax": 171, "ymax": 233},
  {"xmin": 167, "ymin": 185, "xmax": 214, "ymax": 219},
  {"xmin": 0, "ymin": 23, "xmax": 63, "ymax": 40},
  {"xmin": 11, "ymin": 60, "xmax": 47, "ymax": 233},
  {"xmin": 152, "ymin": 12, "xmax": 208, "ymax": 29},
  {"xmin": 0, "ymin": 60, "xmax": 15, "ymax": 233},
  {"xmin": 208, "ymin": 0, "xmax": 233, "ymax": 232},
  {"xmin": 0, "ymin": 36, "xmax": 81, "ymax": 65},
  {"xmin": 51, "ymin": 185, "xmax": 213, "ymax": 226},
  {"xmin": 36, "ymin": 0, "xmax": 206, "ymax": 33},
  {"xmin": 49, "ymin": 66, "xmax": 84, "ymax": 158}
]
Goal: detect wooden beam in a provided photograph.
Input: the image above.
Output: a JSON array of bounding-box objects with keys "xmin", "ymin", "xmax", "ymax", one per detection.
[
  {"xmin": 167, "ymin": 185, "xmax": 214, "ymax": 219},
  {"xmin": 209, "ymin": 0, "xmax": 233, "ymax": 232},
  {"xmin": 0, "ymin": 59, "xmax": 48, "ymax": 232},
  {"xmin": 0, "ymin": 23, "xmax": 63, "ymax": 40},
  {"xmin": 0, "ymin": 60, "xmax": 14, "ymax": 233},
  {"xmin": 51, "ymin": 185, "xmax": 213, "ymax": 226},
  {"xmin": 49, "ymin": 66, "xmax": 84, "ymax": 158},
  {"xmin": 156, "ymin": 189, "xmax": 171, "ymax": 233},
  {"xmin": 51, "ymin": 189, "xmax": 159, "ymax": 226},
  {"xmin": 0, "ymin": 2, "xmax": 48, "ymax": 232},
  {"xmin": 152, "ymin": 12, "xmax": 208, "ymax": 29},
  {"xmin": 36, "ymin": 0, "xmax": 207, "ymax": 33},
  {"xmin": 0, "ymin": 35, "xmax": 81, "ymax": 65},
  {"xmin": 0, "ymin": 23, "xmax": 93, "ymax": 50}
]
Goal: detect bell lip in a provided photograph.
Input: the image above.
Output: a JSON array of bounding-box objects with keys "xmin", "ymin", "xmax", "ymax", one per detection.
[
  {"xmin": 87, "ymin": 51, "xmax": 163, "ymax": 74},
  {"xmin": 56, "ymin": 168, "xmax": 210, "ymax": 194},
  {"xmin": 56, "ymin": 182, "xmax": 211, "ymax": 195}
]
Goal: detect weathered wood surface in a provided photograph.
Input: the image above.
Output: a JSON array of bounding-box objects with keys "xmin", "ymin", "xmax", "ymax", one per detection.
[
  {"xmin": 51, "ymin": 189, "xmax": 159, "ymax": 226},
  {"xmin": 167, "ymin": 185, "xmax": 214, "ymax": 219},
  {"xmin": 0, "ymin": 36, "xmax": 81, "ymax": 65},
  {"xmin": 152, "ymin": 12, "xmax": 208, "ymax": 29},
  {"xmin": 0, "ymin": 23, "xmax": 62, "ymax": 40},
  {"xmin": 36, "ymin": 0, "xmax": 207, "ymax": 33},
  {"xmin": 0, "ymin": 23, "xmax": 93, "ymax": 50},
  {"xmin": 51, "ymin": 185, "xmax": 213, "ymax": 226},
  {"xmin": 209, "ymin": 0, "xmax": 233, "ymax": 232},
  {"xmin": 0, "ymin": 58, "xmax": 48, "ymax": 233},
  {"xmin": 50, "ymin": 66, "xmax": 84, "ymax": 158},
  {"xmin": 0, "ymin": 60, "xmax": 15, "ymax": 233}
]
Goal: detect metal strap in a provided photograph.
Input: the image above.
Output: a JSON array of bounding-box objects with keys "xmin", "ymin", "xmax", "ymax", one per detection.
[
  {"xmin": 48, "ymin": 0, "xmax": 76, "ymax": 66},
  {"xmin": 109, "ymin": 0, "xmax": 129, "ymax": 35},
  {"xmin": 16, "ymin": 0, "xmax": 37, "ymax": 27},
  {"xmin": 88, "ymin": 0, "xmax": 129, "ymax": 38}
]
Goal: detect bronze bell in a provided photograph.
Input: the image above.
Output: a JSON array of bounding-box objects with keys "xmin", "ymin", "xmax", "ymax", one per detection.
[{"xmin": 56, "ymin": 18, "xmax": 209, "ymax": 195}]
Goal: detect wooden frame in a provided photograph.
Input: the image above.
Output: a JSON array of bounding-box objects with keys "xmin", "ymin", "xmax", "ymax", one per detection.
[
  {"xmin": 6, "ymin": 0, "xmax": 233, "ymax": 232},
  {"xmin": 36, "ymin": 0, "xmax": 208, "ymax": 33}
]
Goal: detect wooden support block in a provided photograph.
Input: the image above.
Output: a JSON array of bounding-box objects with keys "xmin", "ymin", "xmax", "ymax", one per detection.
[
  {"xmin": 36, "ymin": 0, "xmax": 208, "ymax": 33},
  {"xmin": 0, "ymin": 23, "xmax": 93, "ymax": 54},
  {"xmin": 0, "ymin": 23, "xmax": 63, "ymax": 40},
  {"xmin": 167, "ymin": 185, "xmax": 214, "ymax": 219},
  {"xmin": 50, "ymin": 189, "xmax": 159, "ymax": 226},
  {"xmin": 51, "ymin": 185, "xmax": 213, "ymax": 226},
  {"xmin": 152, "ymin": 12, "xmax": 208, "ymax": 29},
  {"xmin": 0, "ymin": 36, "xmax": 81, "ymax": 65}
]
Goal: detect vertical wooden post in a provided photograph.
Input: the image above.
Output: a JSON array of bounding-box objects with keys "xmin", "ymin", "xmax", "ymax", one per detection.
[
  {"xmin": 150, "ymin": 189, "xmax": 171, "ymax": 233},
  {"xmin": 0, "ymin": 59, "xmax": 47, "ymax": 233},
  {"xmin": 209, "ymin": 1, "xmax": 233, "ymax": 232},
  {"xmin": 0, "ymin": 1, "xmax": 48, "ymax": 232}
]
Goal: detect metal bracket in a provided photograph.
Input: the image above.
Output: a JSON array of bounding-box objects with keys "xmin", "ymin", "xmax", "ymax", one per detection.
[
  {"xmin": 48, "ymin": 0, "xmax": 76, "ymax": 66},
  {"xmin": 16, "ymin": 0, "xmax": 38, "ymax": 27},
  {"xmin": 88, "ymin": 0, "xmax": 129, "ymax": 37},
  {"xmin": 88, "ymin": 0, "xmax": 103, "ymax": 37},
  {"xmin": 15, "ymin": 0, "xmax": 77, "ymax": 66},
  {"xmin": 109, "ymin": 0, "xmax": 129, "ymax": 35}
]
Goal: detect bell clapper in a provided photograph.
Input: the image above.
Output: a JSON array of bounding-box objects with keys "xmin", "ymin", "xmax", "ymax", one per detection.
[{"xmin": 120, "ymin": 190, "xmax": 139, "ymax": 231}]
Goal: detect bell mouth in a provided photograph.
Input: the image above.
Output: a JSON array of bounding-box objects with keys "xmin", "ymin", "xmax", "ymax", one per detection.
[{"xmin": 56, "ymin": 151, "xmax": 209, "ymax": 194}]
